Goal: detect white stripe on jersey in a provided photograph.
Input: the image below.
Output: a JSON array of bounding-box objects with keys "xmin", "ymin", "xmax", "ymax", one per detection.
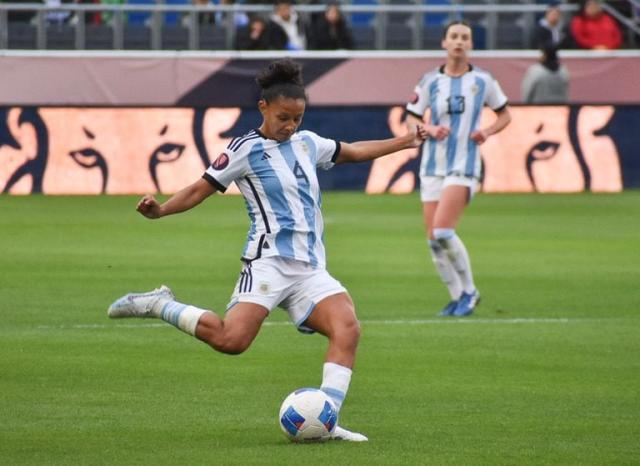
[
  {"xmin": 407, "ymin": 65, "xmax": 508, "ymax": 179},
  {"xmin": 204, "ymin": 129, "xmax": 338, "ymax": 269}
]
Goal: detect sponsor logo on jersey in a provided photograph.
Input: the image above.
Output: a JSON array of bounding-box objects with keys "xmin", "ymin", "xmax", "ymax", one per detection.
[{"xmin": 212, "ymin": 153, "xmax": 229, "ymax": 170}]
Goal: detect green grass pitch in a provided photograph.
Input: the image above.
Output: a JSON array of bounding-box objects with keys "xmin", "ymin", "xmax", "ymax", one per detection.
[{"xmin": 1, "ymin": 192, "xmax": 639, "ymax": 465}]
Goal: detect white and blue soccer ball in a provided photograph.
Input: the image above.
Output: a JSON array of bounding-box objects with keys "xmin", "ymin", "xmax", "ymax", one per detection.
[{"xmin": 278, "ymin": 388, "xmax": 338, "ymax": 442}]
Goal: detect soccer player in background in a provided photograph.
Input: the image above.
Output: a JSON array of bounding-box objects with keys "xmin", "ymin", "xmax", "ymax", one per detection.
[
  {"xmin": 405, "ymin": 20, "xmax": 511, "ymax": 317},
  {"xmin": 108, "ymin": 59, "xmax": 427, "ymax": 441}
]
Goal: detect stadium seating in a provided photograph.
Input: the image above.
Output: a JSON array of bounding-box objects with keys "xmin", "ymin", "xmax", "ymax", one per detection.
[
  {"xmin": 46, "ymin": 24, "xmax": 75, "ymax": 49},
  {"xmin": 1, "ymin": 0, "xmax": 637, "ymax": 51},
  {"xmin": 351, "ymin": 24, "xmax": 376, "ymax": 50},
  {"xmin": 85, "ymin": 24, "xmax": 114, "ymax": 50},
  {"xmin": 349, "ymin": 0, "xmax": 377, "ymax": 26},
  {"xmin": 7, "ymin": 23, "xmax": 37, "ymax": 49},
  {"xmin": 199, "ymin": 26, "xmax": 228, "ymax": 50},
  {"xmin": 127, "ymin": 0, "xmax": 153, "ymax": 26},
  {"xmin": 162, "ymin": 24, "xmax": 189, "ymax": 50},
  {"xmin": 123, "ymin": 24, "xmax": 150, "ymax": 49}
]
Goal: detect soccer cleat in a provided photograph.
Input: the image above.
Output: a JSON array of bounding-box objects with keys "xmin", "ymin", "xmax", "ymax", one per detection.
[
  {"xmin": 107, "ymin": 285, "xmax": 174, "ymax": 318},
  {"xmin": 438, "ymin": 300, "xmax": 459, "ymax": 317},
  {"xmin": 331, "ymin": 425, "xmax": 368, "ymax": 442},
  {"xmin": 452, "ymin": 290, "xmax": 480, "ymax": 317}
]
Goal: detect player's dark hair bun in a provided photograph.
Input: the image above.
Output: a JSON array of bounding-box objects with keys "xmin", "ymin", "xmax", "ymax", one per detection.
[
  {"xmin": 256, "ymin": 59, "xmax": 307, "ymax": 103},
  {"xmin": 256, "ymin": 59, "xmax": 304, "ymax": 90}
]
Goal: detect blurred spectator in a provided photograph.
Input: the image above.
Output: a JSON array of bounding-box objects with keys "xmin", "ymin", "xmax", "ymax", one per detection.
[
  {"xmin": 570, "ymin": 0, "xmax": 623, "ymax": 49},
  {"xmin": 100, "ymin": 0, "xmax": 125, "ymax": 26},
  {"xmin": 44, "ymin": 0, "xmax": 74, "ymax": 25},
  {"xmin": 534, "ymin": 1, "xmax": 573, "ymax": 50},
  {"xmin": 308, "ymin": 2, "xmax": 354, "ymax": 50},
  {"xmin": 269, "ymin": 0, "xmax": 307, "ymax": 50},
  {"xmin": 214, "ymin": 0, "xmax": 249, "ymax": 28},
  {"xmin": 191, "ymin": 0, "xmax": 215, "ymax": 25},
  {"xmin": 521, "ymin": 45, "xmax": 570, "ymax": 103},
  {"xmin": 235, "ymin": 15, "xmax": 288, "ymax": 50}
]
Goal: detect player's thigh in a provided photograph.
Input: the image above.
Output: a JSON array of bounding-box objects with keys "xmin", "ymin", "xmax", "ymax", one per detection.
[
  {"xmin": 420, "ymin": 175, "xmax": 444, "ymax": 238},
  {"xmin": 422, "ymin": 202, "xmax": 438, "ymax": 238},
  {"xmin": 303, "ymin": 292, "xmax": 359, "ymax": 339},
  {"xmin": 223, "ymin": 301, "xmax": 269, "ymax": 345},
  {"xmin": 433, "ymin": 184, "xmax": 471, "ymax": 229}
]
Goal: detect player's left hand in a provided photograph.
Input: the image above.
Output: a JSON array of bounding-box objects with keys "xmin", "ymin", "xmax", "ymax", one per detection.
[
  {"xmin": 470, "ymin": 129, "xmax": 489, "ymax": 145},
  {"xmin": 407, "ymin": 125, "xmax": 428, "ymax": 147}
]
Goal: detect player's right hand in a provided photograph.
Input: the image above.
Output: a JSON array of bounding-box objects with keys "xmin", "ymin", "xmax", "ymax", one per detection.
[
  {"xmin": 136, "ymin": 194, "xmax": 162, "ymax": 219},
  {"xmin": 427, "ymin": 125, "xmax": 450, "ymax": 140}
]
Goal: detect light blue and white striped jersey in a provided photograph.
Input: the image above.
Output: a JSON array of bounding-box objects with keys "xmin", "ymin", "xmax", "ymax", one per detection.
[
  {"xmin": 406, "ymin": 65, "xmax": 508, "ymax": 179},
  {"xmin": 203, "ymin": 129, "xmax": 340, "ymax": 269}
]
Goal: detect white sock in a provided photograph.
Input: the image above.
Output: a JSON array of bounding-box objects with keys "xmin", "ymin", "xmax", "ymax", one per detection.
[
  {"xmin": 434, "ymin": 229, "xmax": 475, "ymax": 294},
  {"xmin": 320, "ymin": 362, "xmax": 352, "ymax": 412},
  {"xmin": 158, "ymin": 301, "xmax": 208, "ymax": 336},
  {"xmin": 428, "ymin": 239, "xmax": 463, "ymax": 300}
]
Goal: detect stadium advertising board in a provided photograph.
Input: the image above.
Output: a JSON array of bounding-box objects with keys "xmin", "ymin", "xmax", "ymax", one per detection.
[{"xmin": 1, "ymin": 105, "xmax": 638, "ymax": 195}]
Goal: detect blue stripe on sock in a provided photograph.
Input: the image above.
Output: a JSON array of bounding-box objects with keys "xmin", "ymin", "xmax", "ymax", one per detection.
[
  {"xmin": 160, "ymin": 301, "xmax": 186, "ymax": 327},
  {"xmin": 321, "ymin": 387, "xmax": 346, "ymax": 409}
]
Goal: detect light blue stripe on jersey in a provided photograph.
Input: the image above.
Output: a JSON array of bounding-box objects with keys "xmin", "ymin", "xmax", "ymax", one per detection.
[
  {"xmin": 446, "ymin": 77, "xmax": 463, "ymax": 173},
  {"xmin": 425, "ymin": 78, "xmax": 440, "ymax": 176},
  {"xmin": 279, "ymin": 138, "xmax": 318, "ymax": 267},
  {"xmin": 466, "ymin": 77, "xmax": 487, "ymax": 177},
  {"xmin": 247, "ymin": 142, "xmax": 295, "ymax": 259}
]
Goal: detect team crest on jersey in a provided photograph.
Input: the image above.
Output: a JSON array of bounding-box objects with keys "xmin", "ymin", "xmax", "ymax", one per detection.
[
  {"xmin": 301, "ymin": 143, "xmax": 309, "ymax": 154},
  {"xmin": 212, "ymin": 153, "xmax": 229, "ymax": 170},
  {"xmin": 471, "ymin": 84, "xmax": 479, "ymax": 95}
]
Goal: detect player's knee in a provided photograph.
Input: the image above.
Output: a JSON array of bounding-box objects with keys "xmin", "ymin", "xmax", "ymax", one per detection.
[
  {"xmin": 338, "ymin": 316, "xmax": 361, "ymax": 347},
  {"xmin": 433, "ymin": 228, "xmax": 455, "ymax": 246}
]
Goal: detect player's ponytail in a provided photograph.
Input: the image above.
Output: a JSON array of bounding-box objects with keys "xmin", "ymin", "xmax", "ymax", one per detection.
[{"xmin": 256, "ymin": 59, "xmax": 307, "ymax": 103}]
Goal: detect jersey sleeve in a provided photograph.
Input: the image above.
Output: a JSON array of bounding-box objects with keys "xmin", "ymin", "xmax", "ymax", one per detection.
[
  {"xmin": 485, "ymin": 76, "xmax": 509, "ymax": 111},
  {"xmin": 202, "ymin": 146, "xmax": 249, "ymax": 193},
  {"xmin": 306, "ymin": 131, "xmax": 340, "ymax": 171},
  {"xmin": 405, "ymin": 73, "xmax": 432, "ymax": 119}
]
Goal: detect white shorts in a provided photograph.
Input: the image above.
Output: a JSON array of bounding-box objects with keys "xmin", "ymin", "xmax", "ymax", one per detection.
[
  {"xmin": 226, "ymin": 256, "xmax": 347, "ymax": 333},
  {"xmin": 420, "ymin": 175, "xmax": 479, "ymax": 202}
]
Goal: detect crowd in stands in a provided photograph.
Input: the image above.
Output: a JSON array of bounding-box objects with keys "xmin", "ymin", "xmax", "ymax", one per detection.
[{"xmin": 2, "ymin": 0, "xmax": 637, "ymax": 52}]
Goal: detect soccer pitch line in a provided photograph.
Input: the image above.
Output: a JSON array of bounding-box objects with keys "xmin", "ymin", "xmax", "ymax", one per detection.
[{"xmin": 36, "ymin": 317, "xmax": 586, "ymax": 330}]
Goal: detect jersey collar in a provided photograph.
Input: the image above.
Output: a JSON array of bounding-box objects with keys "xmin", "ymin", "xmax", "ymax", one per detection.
[{"xmin": 439, "ymin": 64, "xmax": 474, "ymax": 76}]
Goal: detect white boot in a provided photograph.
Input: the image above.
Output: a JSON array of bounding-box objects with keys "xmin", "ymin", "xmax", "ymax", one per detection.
[
  {"xmin": 331, "ymin": 425, "xmax": 368, "ymax": 442},
  {"xmin": 107, "ymin": 285, "xmax": 174, "ymax": 318}
]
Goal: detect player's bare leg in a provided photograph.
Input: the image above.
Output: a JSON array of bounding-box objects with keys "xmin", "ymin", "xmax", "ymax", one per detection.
[
  {"xmin": 108, "ymin": 287, "xmax": 268, "ymax": 353},
  {"xmin": 424, "ymin": 201, "xmax": 463, "ymax": 315},
  {"xmin": 195, "ymin": 302, "xmax": 268, "ymax": 354},
  {"xmin": 303, "ymin": 293, "xmax": 367, "ymax": 442},
  {"xmin": 433, "ymin": 185, "xmax": 480, "ymax": 316}
]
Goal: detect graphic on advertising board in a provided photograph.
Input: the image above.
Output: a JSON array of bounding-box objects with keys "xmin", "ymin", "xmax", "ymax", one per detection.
[{"xmin": 0, "ymin": 105, "xmax": 631, "ymax": 195}]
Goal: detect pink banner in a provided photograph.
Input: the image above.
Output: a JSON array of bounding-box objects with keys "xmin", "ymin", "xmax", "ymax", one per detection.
[{"xmin": 0, "ymin": 53, "xmax": 638, "ymax": 105}]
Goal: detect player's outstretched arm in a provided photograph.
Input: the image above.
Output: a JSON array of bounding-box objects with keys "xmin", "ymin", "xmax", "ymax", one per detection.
[
  {"xmin": 335, "ymin": 125, "xmax": 427, "ymax": 164},
  {"xmin": 137, "ymin": 178, "xmax": 217, "ymax": 219}
]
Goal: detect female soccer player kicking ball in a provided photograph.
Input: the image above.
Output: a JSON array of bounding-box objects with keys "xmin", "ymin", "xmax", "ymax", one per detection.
[{"xmin": 108, "ymin": 59, "xmax": 427, "ymax": 441}]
